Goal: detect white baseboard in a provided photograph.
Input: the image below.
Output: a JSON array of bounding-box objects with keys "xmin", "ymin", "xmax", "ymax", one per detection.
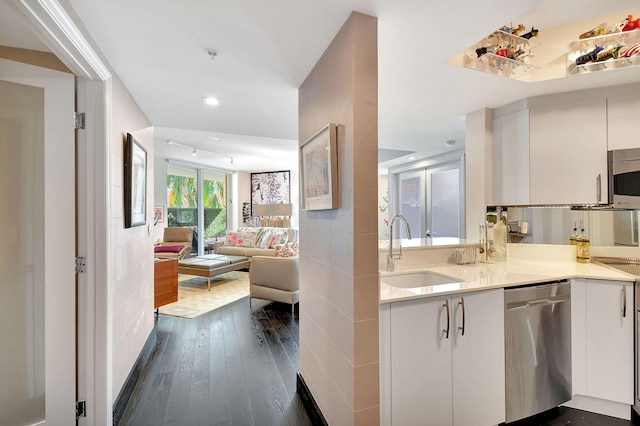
[{"xmin": 562, "ymin": 395, "xmax": 631, "ymax": 420}]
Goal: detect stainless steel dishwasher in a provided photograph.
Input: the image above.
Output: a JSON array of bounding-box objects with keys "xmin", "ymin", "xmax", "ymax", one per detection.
[{"xmin": 505, "ymin": 280, "xmax": 572, "ymax": 423}]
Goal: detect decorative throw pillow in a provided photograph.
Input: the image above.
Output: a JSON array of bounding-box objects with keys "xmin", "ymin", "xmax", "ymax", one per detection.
[
  {"xmin": 255, "ymin": 228, "xmax": 275, "ymax": 249},
  {"xmin": 238, "ymin": 228, "xmax": 258, "ymax": 247},
  {"xmin": 154, "ymin": 245, "xmax": 183, "ymax": 253},
  {"xmin": 275, "ymin": 242, "xmax": 299, "ymax": 258},
  {"xmin": 225, "ymin": 231, "xmax": 239, "ymax": 246},
  {"xmin": 269, "ymin": 232, "xmax": 288, "ymax": 248}
]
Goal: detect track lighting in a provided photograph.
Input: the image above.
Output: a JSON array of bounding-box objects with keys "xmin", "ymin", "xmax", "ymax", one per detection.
[{"xmin": 166, "ymin": 139, "xmax": 233, "ymax": 165}]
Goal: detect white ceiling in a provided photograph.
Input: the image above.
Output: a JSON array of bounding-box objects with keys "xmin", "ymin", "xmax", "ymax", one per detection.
[{"xmin": 3, "ymin": 0, "xmax": 640, "ymax": 172}]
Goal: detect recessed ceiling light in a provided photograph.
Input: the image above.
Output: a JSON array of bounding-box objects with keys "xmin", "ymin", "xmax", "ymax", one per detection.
[
  {"xmin": 205, "ymin": 48, "xmax": 218, "ymax": 60},
  {"xmin": 203, "ymin": 97, "xmax": 220, "ymax": 106}
]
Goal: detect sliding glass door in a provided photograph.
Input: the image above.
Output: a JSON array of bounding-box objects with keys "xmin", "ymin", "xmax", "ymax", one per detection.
[
  {"xmin": 394, "ymin": 157, "xmax": 464, "ymax": 239},
  {"xmin": 426, "ymin": 163, "xmax": 462, "ymax": 238},
  {"xmin": 398, "ymin": 170, "xmax": 424, "ymax": 239},
  {"xmin": 167, "ymin": 166, "xmax": 227, "ymax": 255}
]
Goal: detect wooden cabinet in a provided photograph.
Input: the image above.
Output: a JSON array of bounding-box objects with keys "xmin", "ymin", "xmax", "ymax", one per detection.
[
  {"xmin": 529, "ymin": 99, "xmax": 608, "ymax": 205},
  {"xmin": 608, "ymin": 95, "xmax": 640, "ymax": 150},
  {"xmin": 571, "ymin": 279, "xmax": 633, "ymax": 405},
  {"xmin": 154, "ymin": 258, "xmax": 178, "ymax": 308},
  {"xmin": 493, "ymin": 109, "xmax": 530, "ymax": 206},
  {"xmin": 385, "ymin": 289, "xmax": 504, "ymax": 426}
]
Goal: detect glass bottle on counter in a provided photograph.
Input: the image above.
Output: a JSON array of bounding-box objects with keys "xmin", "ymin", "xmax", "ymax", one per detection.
[
  {"xmin": 493, "ymin": 207, "xmax": 508, "ymax": 262},
  {"xmin": 576, "ymin": 220, "xmax": 590, "ymax": 263},
  {"xmin": 570, "ymin": 222, "xmax": 578, "ymax": 245}
]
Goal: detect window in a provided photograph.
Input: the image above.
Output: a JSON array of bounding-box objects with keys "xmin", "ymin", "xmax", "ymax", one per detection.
[{"xmin": 167, "ymin": 166, "xmax": 227, "ymax": 242}]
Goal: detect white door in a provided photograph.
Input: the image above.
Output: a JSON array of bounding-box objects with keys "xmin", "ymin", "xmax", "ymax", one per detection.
[
  {"xmin": 398, "ymin": 170, "xmax": 424, "ymax": 238},
  {"xmin": 426, "ymin": 163, "xmax": 463, "ymax": 238},
  {"xmin": 0, "ymin": 58, "xmax": 76, "ymax": 424}
]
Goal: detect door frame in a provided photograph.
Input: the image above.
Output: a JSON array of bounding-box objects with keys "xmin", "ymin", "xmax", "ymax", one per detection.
[{"xmin": 6, "ymin": 0, "xmax": 113, "ymax": 424}]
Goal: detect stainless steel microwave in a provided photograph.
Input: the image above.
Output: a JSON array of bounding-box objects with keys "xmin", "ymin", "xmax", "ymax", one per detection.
[{"xmin": 609, "ymin": 148, "xmax": 640, "ymax": 209}]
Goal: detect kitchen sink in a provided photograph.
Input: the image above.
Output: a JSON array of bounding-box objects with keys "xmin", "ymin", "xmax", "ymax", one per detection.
[{"xmin": 380, "ymin": 271, "xmax": 461, "ymax": 288}]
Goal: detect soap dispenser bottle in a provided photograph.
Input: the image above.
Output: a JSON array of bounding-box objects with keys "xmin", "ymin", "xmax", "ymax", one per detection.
[{"xmin": 493, "ymin": 207, "xmax": 508, "ymax": 262}]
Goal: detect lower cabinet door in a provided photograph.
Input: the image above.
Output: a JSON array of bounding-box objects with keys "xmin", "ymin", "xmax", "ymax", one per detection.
[
  {"xmin": 585, "ymin": 280, "xmax": 633, "ymax": 404},
  {"xmin": 452, "ymin": 289, "xmax": 505, "ymax": 426},
  {"xmin": 390, "ymin": 296, "xmax": 453, "ymax": 426}
]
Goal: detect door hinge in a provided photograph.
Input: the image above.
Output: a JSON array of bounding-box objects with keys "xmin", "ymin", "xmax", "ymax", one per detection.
[
  {"xmin": 76, "ymin": 256, "xmax": 87, "ymax": 273},
  {"xmin": 76, "ymin": 400, "xmax": 87, "ymax": 419},
  {"xmin": 75, "ymin": 112, "xmax": 85, "ymax": 130}
]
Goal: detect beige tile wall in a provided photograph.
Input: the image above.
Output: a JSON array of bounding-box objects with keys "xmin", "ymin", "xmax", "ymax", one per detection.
[{"xmin": 298, "ymin": 12, "xmax": 379, "ymax": 425}]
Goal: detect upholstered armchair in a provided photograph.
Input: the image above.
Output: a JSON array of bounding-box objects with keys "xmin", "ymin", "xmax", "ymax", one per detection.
[
  {"xmin": 154, "ymin": 227, "xmax": 193, "ymax": 260},
  {"xmin": 249, "ymin": 256, "xmax": 299, "ymax": 311}
]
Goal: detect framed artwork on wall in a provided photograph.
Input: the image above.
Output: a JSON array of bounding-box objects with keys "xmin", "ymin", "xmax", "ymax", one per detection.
[
  {"xmin": 153, "ymin": 206, "xmax": 164, "ymax": 224},
  {"xmin": 124, "ymin": 132, "xmax": 147, "ymax": 228},
  {"xmin": 300, "ymin": 123, "xmax": 339, "ymax": 210},
  {"xmin": 251, "ymin": 170, "xmax": 291, "ymax": 215}
]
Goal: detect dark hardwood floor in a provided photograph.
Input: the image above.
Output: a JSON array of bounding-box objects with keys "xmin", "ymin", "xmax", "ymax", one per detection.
[
  {"xmin": 504, "ymin": 406, "xmax": 635, "ymax": 426},
  {"xmin": 120, "ymin": 295, "xmax": 639, "ymax": 426},
  {"xmin": 119, "ymin": 297, "xmax": 311, "ymax": 426}
]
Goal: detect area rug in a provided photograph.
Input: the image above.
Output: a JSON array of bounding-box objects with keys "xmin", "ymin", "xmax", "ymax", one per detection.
[{"xmin": 158, "ymin": 271, "xmax": 249, "ymax": 319}]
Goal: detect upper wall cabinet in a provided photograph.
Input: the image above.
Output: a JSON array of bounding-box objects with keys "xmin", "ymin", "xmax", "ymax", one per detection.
[
  {"xmin": 492, "ymin": 97, "xmax": 609, "ymax": 206},
  {"xmin": 529, "ymin": 99, "xmax": 608, "ymax": 205},
  {"xmin": 608, "ymin": 94, "xmax": 640, "ymax": 150}
]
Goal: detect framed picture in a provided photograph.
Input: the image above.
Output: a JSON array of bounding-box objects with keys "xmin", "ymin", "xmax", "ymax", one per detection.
[
  {"xmin": 153, "ymin": 206, "xmax": 164, "ymax": 223},
  {"xmin": 251, "ymin": 170, "xmax": 291, "ymax": 215},
  {"xmin": 123, "ymin": 133, "xmax": 147, "ymax": 228},
  {"xmin": 300, "ymin": 123, "xmax": 339, "ymax": 210}
]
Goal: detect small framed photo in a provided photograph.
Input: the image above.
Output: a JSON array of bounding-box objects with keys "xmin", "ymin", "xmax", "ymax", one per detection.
[
  {"xmin": 300, "ymin": 123, "xmax": 339, "ymax": 210},
  {"xmin": 153, "ymin": 206, "xmax": 164, "ymax": 223}
]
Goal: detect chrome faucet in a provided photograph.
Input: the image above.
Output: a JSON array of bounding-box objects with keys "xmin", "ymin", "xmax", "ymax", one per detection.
[{"xmin": 387, "ymin": 214, "xmax": 412, "ymax": 271}]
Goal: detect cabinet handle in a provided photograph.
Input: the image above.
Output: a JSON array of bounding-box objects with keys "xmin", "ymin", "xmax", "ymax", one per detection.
[
  {"xmin": 458, "ymin": 298, "xmax": 466, "ymax": 336},
  {"xmin": 597, "ymin": 174, "xmax": 602, "ymax": 203},
  {"xmin": 442, "ymin": 299, "xmax": 450, "ymax": 339},
  {"xmin": 622, "ymin": 286, "xmax": 627, "ymax": 318}
]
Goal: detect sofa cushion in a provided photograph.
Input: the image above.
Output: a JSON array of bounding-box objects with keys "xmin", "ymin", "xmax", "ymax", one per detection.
[
  {"xmin": 217, "ymin": 245, "xmax": 249, "ymax": 256},
  {"xmin": 154, "ymin": 245, "xmax": 184, "ymax": 253},
  {"xmin": 255, "ymin": 227, "xmax": 276, "ymax": 249},
  {"xmin": 225, "ymin": 230, "xmax": 239, "ymax": 246},
  {"xmin": 245, "ymin": 247, "xmax": 277, "ymax": 257},
  {"xmin": 238, "ymin": 228, "xmax": 259, "ymax": 247},
  {"xmin": 269, "ymin": 231, "xmax": 289, "ymax": 248}
]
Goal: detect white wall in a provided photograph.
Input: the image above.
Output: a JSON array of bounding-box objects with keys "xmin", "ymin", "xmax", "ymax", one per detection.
[
  {"xmin": 153, "ymin": 157, "xmax": 167, "ymax": 242},
  {"xmin": 110, "ymin": 74, "xmax": 154, "ymax": 401}
]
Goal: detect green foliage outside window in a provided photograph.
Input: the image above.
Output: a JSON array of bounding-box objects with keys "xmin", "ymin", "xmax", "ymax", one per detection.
[{"xmin": 167, "ymin": 173, "xmax": 227, "ymax": 237}]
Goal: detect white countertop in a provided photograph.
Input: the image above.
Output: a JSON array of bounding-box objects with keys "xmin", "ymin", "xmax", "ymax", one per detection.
[{"xmin": 380, "ymin": 258, "xmax": 636, "ymax": 304}]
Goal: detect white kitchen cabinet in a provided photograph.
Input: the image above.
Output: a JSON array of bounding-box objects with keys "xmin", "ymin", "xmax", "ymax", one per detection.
[
  {"xmin": 492, "ymin": 109, "xmax": 530, "ymax": 206},
  {"xmin": 529, "ymin": 99, "xmax": 608, "ymax": 205},
  {"xmin": 585, "ymin": 279, "xmax": 633, "ymax": 404},
  {"xmin": 387, "ymin": 289, "xmax": 504, "ymax": 426},
  {"xmin": 608, "ymin": 94, "xmax": 640, "ymax": 150},
  {"xmin": 571, "ymin": 279, "xmax": 633, "ymax": 405}
]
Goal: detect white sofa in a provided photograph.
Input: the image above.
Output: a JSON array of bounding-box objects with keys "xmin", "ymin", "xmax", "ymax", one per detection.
[{"xmin": 215, "ymin": 227, "xmax": 298, "ymax": 257}]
